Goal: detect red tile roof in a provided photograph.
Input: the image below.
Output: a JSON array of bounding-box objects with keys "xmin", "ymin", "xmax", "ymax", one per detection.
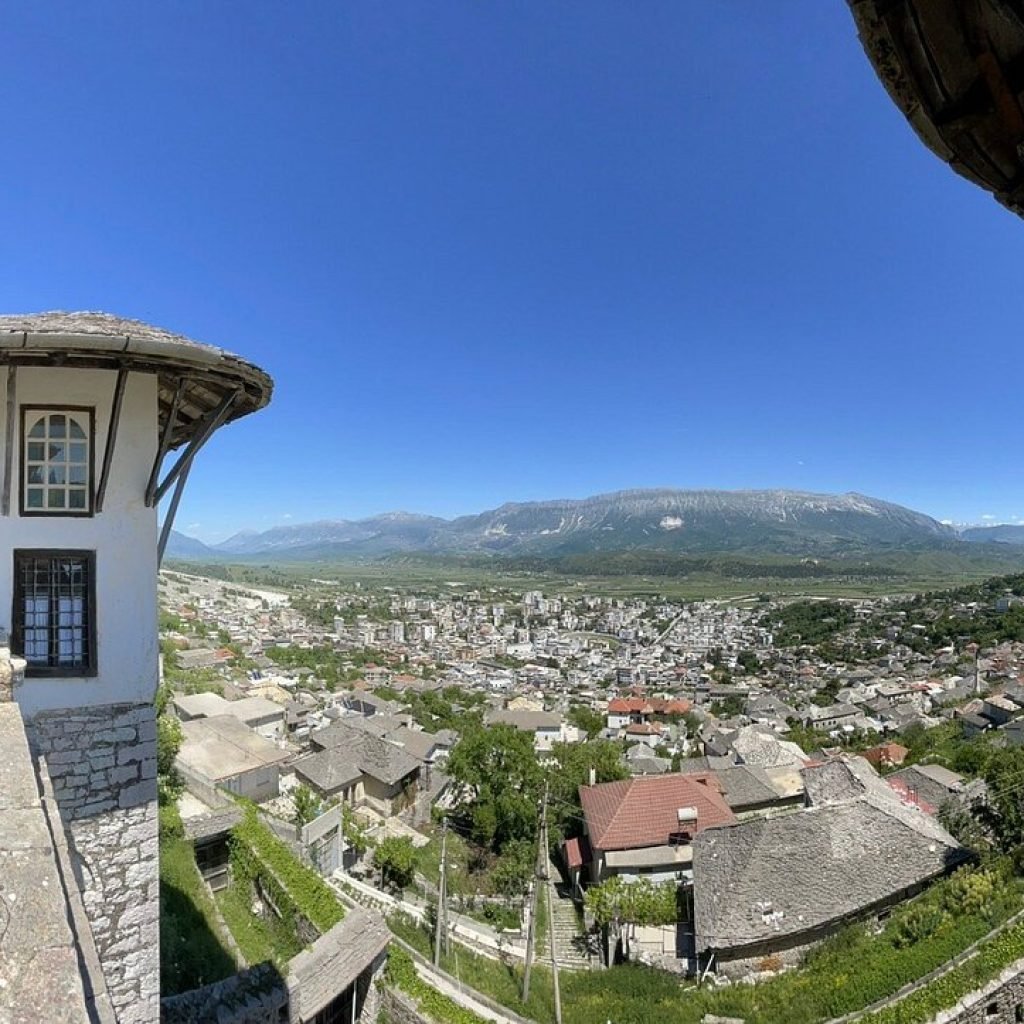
[
  {"xmin": 579, "ymin": 774, "xmax": 736, "ymax": 852},
  {"xmin": 608, "ymin": 697, "xmax": 653, "ymax": 714}
]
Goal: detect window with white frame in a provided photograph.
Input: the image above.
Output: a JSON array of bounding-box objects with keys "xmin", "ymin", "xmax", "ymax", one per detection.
[
  {"xmin": 21, "ymin": 409, "xmax": 93, "ymax": 515},
  {"xmin": 12, "ymin": 551, "xmax": 96, "ymax": 676}
]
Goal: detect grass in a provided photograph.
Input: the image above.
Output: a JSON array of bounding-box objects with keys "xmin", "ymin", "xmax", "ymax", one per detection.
[
  {"xmin": 159, "ymin": 804, "xmax": 239, "ymax": 996},
  {"xmin": 215, "ymin": 879, "xmax": 304, "ymax": 969},
  {"xmin": 387, "ymin": 865, "xmax": 1024, "ymax": 1024}
]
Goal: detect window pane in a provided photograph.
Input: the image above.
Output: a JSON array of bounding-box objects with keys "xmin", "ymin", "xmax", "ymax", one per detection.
[
  {"xmin": 68, "ymin": 489, "xmax": 86, "ymax": 509},
  {"xmin": 27, "ymin": 442, "xmax": 44, "ymax": 461},
  {"xmin": 48, "ymin": 443, "xmax": 65, "ymax": 461},
  {"xmin": 27, "ymin": 466, "xmax": 43, "ymax": 485},
  {"xmin": 69, "ymin": 443, "xmax": 87, "ymax": 463},
  {"xmin": 48, "ymin": 466, "xmax": 66, "ymax": 485},
  {"xmin": 49, "ymin": 415, "xmax": 66, "ymax": 438},
  {"xmin": 47, "ymin": 490, "xmax": 66, "ymax": 509},
  {"xmin": 69, "ymin": 465, "xmax": 86, "ymax": 485},
  {"xmin": 27, "ymin": 419, "xmax": 45, "ymax": 438},
  {"xmin": 26, "ymin": 488, "xmax": 43, "ymax": 508},
  {"xmin": 68, "ymin": 419, "xmax": 86, "ymax": 439}
]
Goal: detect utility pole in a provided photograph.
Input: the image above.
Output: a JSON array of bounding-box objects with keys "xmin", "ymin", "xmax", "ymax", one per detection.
[
  {"xmin": 522, "ymin": 785, "xmax": 548, "ymax": 1002},
  {"xmin": 433, "ymin": 817, "xmax": 448, "ymax": 968}
]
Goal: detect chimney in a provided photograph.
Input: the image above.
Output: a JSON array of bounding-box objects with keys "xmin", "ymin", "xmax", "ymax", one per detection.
[{"xmin": 589, "ymin": 767, "xmax": 597, "ymax": 787}]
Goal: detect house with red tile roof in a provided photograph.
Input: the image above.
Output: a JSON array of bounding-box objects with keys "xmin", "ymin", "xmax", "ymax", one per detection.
[
  {"xmin": 606, "ymin": 696, "xmax": 654, "ymax": 730},
  {"xmin": 574, "ymin": 773, "xmax": 736, "ymax": 886}
]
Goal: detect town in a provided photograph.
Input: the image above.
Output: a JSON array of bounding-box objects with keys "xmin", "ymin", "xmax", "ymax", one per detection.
[{"xmin": 156, "ymin": 562, "xmax": 1024, "ymax": 1023}]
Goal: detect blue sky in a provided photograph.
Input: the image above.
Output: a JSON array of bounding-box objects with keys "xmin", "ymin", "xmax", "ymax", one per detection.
[{"xmin": 3, "ymin": 3, "xmax": 1022, "ymax": 541}]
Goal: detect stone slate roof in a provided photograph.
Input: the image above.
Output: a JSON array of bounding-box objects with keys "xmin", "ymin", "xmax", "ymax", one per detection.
[
  {"xmin": 694, "ymin": 757, "xmax": 968, "ymax": 955},
  {"xmin": 293, "ymin": 749, "xmax": 363, "ymax": 794},
  {"xmin": 485, "ymin": 709, "xmax": 563, "ymax": 731},
  {"xmin": 713, "ymin": 765, "xmax": 782, "ymax": 812},
  {"xmin": 886, "ymin": 764, "xmax": 965, "ymax": 813},
  {"xmin": 288, "ymin": 906, "xmax": 390, "ymax": 1019},
  {"xmin": 0, "ymin": 311, "xmax": 272, "ymax": 448},
  {"xmin": 579, "ymin": 773, "xmax": 735, "ymax": 852},
  {"xmin": 183, "ymin": 805, "xmax": 244, "ymax": 842},
  {"xmin": 307, "ymin": 721, "xmax": 421, "ymax": 787},
  {"xmin": 730, "ymin": 725, "xmax": 808, "ymax": 769}
]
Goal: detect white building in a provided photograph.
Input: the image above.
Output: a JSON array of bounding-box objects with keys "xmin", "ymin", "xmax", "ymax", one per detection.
[{"xmin": 0, "ymin": 312, "xmax": 270, "ymax": 1024}]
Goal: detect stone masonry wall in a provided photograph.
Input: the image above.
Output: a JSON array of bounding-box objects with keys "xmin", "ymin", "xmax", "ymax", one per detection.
[
  {"xmin": 28, "ymin": 702, "xmax": 159, "ymax": 1024},
  {"xmin": 929, "ymin": 957, "xmax": 1024, "ymax": 1023}
]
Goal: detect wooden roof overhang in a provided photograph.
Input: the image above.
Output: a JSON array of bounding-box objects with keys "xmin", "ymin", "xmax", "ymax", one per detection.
[
  {"xmin": 849, "ymin": 0, "xmax": 1024, "ymax": 217},
  {"xmin": 0, "ymin": 312, "xmax": 272, "ymax": 561}
]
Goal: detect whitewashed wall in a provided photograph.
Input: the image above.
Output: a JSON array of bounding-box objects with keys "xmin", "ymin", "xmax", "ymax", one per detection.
[{"xmin": 0, "ymin": 366, "xmax": 159, "ymax": 715}]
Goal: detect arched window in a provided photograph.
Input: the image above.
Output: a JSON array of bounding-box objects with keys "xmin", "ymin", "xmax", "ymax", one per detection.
[{"xmin": 22, "ymin": 409, "xmax": 93, "ymax": 515}]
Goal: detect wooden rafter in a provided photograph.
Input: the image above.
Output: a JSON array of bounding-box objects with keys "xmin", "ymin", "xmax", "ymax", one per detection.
[
  {"xmin": 95, "ymin": 368, "xmax": 128, "ymax": 513},
  {"xmin": 146, "ymin": 377, "xmax": 185, "ymax": 508},
  {"xmin": 1, "ymin": 365, "xmax": 15, "ymax": 517}
]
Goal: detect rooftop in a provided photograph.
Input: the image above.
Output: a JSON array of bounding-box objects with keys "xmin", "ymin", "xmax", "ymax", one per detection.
[
  {"xmin": 0, "ymin": 311, "xmax": 272, "ymax": 448},
  {"xmin": 579, "ymin": 773, "xmax": 736, "ymax": 852}
]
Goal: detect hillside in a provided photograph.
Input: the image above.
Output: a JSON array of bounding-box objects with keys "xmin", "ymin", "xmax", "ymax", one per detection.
[{"xmin": 171, "ymin": 488, "xmax": 967, "ymax": 561}]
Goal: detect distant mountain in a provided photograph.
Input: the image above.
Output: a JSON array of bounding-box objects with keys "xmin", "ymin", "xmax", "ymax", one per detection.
[
  {"xmin": 167, "ymin": 489, "xmax": 962, "ymax": 561},
  {"xmin": 164, "ymin": 530, "xmax": 218, "ymax": 559},
  {"xmin": 961, "ymin": 524, "xmax": 1024, "ymax": 546}
]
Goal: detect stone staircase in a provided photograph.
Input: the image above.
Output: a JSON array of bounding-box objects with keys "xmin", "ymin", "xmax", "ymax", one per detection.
[{"xmin": 544, "ymin": 860, "xmax": 593, "ymax": 971}]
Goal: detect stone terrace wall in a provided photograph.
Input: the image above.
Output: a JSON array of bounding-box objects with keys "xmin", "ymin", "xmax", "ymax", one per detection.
[
  {"xmin": 380, "ymin": 987, "xmax": 432, "ymax": 1024},
  {"xmin": 28, "ymin": 702, "xmax": 159, "ymax": 1024},
  {"xmin": 931, "ymin": 958, "xmax": 1024, "ymax": 1023},
  {"xmin": 159, "ymin": 964, "xmax": 288, "ymax": 1024}
]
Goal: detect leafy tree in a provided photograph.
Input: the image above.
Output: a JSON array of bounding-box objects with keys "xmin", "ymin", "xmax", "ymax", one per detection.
[
  {"xmin": 375, "ymin": 835, "xmax": 419, "ymax": 891},
  {"xmin": 981, "ymin": 748, "xmax": 1024, "ymax": 854},
  {"xmin": 490, "ymin": 839, "xmax": 534, "ymax": 900},
  {"xmin": 157, "ymin": 713, "xmax": 184, "ymax": 804},
  {"xmin": 292, "ymin": 784, "xmax": 322, "ymax": 827},
  {"xmin": 342, "ymin": 805, "xmax": 373, "ymax": 857},
  {"xmin": 567, "ymin": 704, "xmax": 605, "ymax": 739},
  {"xmin": 548, "ymin": 739, "xmax": 628, "ymax": 841},
  {"xmin": 584, "ymin": 876, "xmax": 679, "ymax": 965},
  {"xmin": 446, "ymin": 724, "xmax": 543, "ymax": 852}
]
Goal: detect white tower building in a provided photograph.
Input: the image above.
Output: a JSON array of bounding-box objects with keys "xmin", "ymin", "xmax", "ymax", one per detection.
[{"xmin": 0, "ymin": 312, "xmax": 271, "ymax": 1023}]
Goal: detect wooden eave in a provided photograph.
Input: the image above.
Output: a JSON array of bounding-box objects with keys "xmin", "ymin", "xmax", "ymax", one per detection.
[{"xmin": 849, "ymin": 0, "xmax": 1024, "ymax": 217}]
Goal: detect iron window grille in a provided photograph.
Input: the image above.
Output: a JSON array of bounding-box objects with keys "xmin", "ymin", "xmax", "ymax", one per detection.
[
  {"xmin": 12, "ymin": 550, "xmax": 96, "ymax": 677},
  {"xmin": 21, "ymin": 407, "xmax": 94, "ymax": 516}
]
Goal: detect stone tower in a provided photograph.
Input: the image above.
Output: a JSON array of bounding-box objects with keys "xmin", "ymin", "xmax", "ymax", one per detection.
[{"xmin": 0, "ymin": 312, "xmax": 271, "ymax": 1023}]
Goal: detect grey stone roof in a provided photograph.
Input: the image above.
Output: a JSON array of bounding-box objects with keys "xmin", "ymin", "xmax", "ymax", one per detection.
[
  {"xmin": 183, "ymin": 805, "xmax": 244, "ymax": 842},
  {"xmin": 731, "ymin": 725, "xmax": 808, "ymax": 769},
  {"xmin": 287, "ymin": 906, "xmax": 390, "ymax": 1019},
  {"xmin": 714, "ymin": 765, "xmax": 782, "ymax": 811},
  {"xmin": 293, "ymin": 749, "xmax": 363, "ymax": 794},
  {"xmin": 695, "ymin": 757, "xmax": 968, "ymax": 955},
  {"xmin": 308, "ymin": 722, "xmax": 421, "ymax": 786},
  {"xmin": 887, "ymin": 764, "xmax": 964, "ymax": 810},
  {"xmin": 0, "ymin": 311, "xmax": 272, "ymax": 448}
]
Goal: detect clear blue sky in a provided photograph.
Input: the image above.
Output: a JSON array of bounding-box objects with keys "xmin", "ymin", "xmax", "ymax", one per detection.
[{"xmin": 3, "ymin": 3, "xmax": 1021, "ymax": 541}]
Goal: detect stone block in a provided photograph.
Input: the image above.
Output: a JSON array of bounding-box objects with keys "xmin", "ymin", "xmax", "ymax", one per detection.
[{"xmin": 118, "ymin": 779, "xmax": 157, "ymax": 809}]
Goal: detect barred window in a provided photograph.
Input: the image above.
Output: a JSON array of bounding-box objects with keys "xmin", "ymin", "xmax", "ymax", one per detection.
[
  {"xmin": 21, "ymin": 409, "xmax": 93, "ymax": 515},
  {"xmin": 12, "ymin": 551, "xmax": 96, "ymax": 676}
]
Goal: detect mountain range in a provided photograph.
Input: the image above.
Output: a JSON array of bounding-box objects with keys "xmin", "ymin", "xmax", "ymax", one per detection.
[{"xmin": 166, "ymin": 488, "xmax": 984, "ymax": 562}]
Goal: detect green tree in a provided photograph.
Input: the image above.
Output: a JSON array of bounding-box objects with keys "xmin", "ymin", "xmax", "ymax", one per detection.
[
  {"xmin": 375, "ymin": 835, "xmax": 419, "ymax": 891},
  {"xmin": 548, "ymin": 739, "xmax": 628, "ymax": 841},
  {"xmin": 446, "ymin": 724, "xmax": 543, "ymax": 852},
  {"xmin": 567, "ymin": 704, "xmax": 605, "ymax": 739},
  {"xmin": 292, "ymin": 784, "xmax": 322, "ymax": 828}
]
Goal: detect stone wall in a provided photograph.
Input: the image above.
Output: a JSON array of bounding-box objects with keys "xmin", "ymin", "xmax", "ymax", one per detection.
[
  {"xmin": 929, "ymin": 957, "xmax": 1024, "ymax": 1023},
  {"xmin": 28, "ymin": 702, "xmax": 159, "ymax": 1024},
  {"xmin": 379, "ymin": 986, "xmax": 432, "ymax": 1024},
  {"xmin": 160, "ymin": 964, "xmax": 288, "ymax": 1024}
]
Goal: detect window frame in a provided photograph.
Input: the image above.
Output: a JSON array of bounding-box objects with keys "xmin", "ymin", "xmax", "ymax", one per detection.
[
  {"xmin": 20, "ymin": 405, "xmax": 96, "ymax": 518},
  {"xmin": 12, "ymin": 549, "xmax": 98, "ymax": 678}
]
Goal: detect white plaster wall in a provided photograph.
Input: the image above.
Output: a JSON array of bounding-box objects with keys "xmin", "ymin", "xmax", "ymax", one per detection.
[{"xmin": 0, "ymin": 367, "xmax": 158, "ymax": 715}]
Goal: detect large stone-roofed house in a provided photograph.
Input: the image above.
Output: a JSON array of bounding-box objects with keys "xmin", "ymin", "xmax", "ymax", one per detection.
[
  {"xmin": 693, "ymin": 756, "xmax": 969, "ymax": 977},
  {"xmin": 577, "ymin": 773, "xmax": 736, "ymax": 885},
  {"xmin": 299, "ymin": 720, "xmax": 422, "ymax": 815}
]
